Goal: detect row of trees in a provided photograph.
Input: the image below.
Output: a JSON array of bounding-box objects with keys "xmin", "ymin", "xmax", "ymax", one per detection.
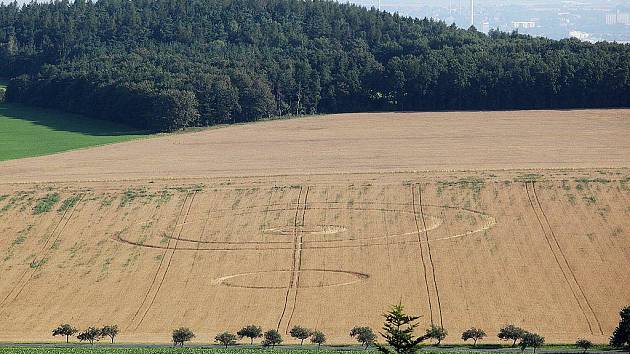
[
  {"xmin": 175, "ymin": 325, "xmax": 372, "ymax": 348},
  {"xmin": 172, "ymin": 325, "xmax": 321, "ymax": 348},
  {"xmin": 377, "ymin": 305, "xmax": 552, "ymax": 354},
  {"xmin": 52, "ymin": 324, "xmax": 118, "ymax": 345},
  {"xmin": 50, "ymin": 305, "xmax": 630, "ymax": 349},
  {"xmin": 424, "ymin": 307, "xmax": 630, "ymax": 351},
  {"xmin": 423, "ymin": 323, "xmax": 545, "ymax": 350},
  {"xmin": 1, "ymin": 0, "xmax": 629, "ymax": 131}
]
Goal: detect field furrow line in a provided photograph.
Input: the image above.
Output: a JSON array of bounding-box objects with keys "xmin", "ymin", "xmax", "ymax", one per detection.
[
  {"xmin": 136, "ymin": 191, "xmax": 198, "ymax": 329},
  {"xmin": 180, "ymin": 191, "xmax": 217, "ymax": 317},
  {"xmin": 286, "ymin": 186, "xmax": 309, "ymax": 333},
  {"xmin": 410, "ymin": 184, "xmax": 434, "ymax": 325},
  {"xmin": 0, "ymin": 193, "xmax": 84, "ymax": 315},
  {"xmin": 531, "ymin": 182, "xmax": 603, "ymax": 335},
  {"xmin": 277, "ymin": 186, "xmax": 308, "ymax": 332},
  {"xmin": 525, "ymin": 182, "xmax": 595, "ymax": 335},
  {"xmin": 126, "ymin": 193, "xmax": 191, "ymax": 330},
  {"xmin": 417, "ymin": 184, "xmax": 444, "ymax": 328}
]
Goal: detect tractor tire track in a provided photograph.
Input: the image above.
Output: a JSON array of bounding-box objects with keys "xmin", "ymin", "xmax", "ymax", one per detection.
[
  {"xmin": 286, "ymin": 186, "xmax": 309, "ymax": 333},
  {"xmin": 530, "ymin": 182, "xmax": 603, "ymax": 335},
  {"xmin": 0, "ymin": 193, "xmax": 84, "ymax": 315},
  {"xmin": 126, "ymin": 193, "xmax": 191, "ymax": 330},
  {"xmin": 182, "ymin": 192, "xmax": 216, "ymax": 292},
  {"xmin": 525, "ymin": 182, "xmax": 599, "ymax": 335},
  {"xmin": 417, "ymin": 184, "xmax": 444, "ymax": 328},
  {"xmin": 411, "ymin": 184, "xmax": 434, "ymax": 325},
  {"xmin": 135, "ymin": 191, "xmax": 197, "ymax": 329},
  {"xmin": 276, "ymin": 186, "xmax": 304, "ymax": 332},
  {"xmin": 314, "ymin": 189, "xmax": 329, "ymax": 332},
  {"xmin": 0, "ymin": 198, "xmax": 75, "ymax": 309}
]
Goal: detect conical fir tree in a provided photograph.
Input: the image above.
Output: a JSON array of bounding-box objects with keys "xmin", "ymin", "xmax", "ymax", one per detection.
[{"xmin": 376, "ymin": 304, "xmax": 429, "ymax": 354}]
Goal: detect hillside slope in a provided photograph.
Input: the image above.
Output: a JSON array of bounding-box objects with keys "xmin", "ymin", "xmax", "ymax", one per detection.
[
  {"xmin": 0, "ymin": 110, "xmax": 628, "ymax": 344},
  {"xmin": 0, "ymin": 174, "xmax": 628, "ymax": 343},
  {"xmin": 0, "ymin": 109, "xmax": 629, "ymax": 183}
]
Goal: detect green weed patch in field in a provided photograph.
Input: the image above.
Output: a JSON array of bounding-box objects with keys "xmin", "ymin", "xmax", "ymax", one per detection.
[
  {"xmin": 575, "ymin": 178, "xmax": 611, "ymax": 184},
  {"xmin": 58, "ymin": 195, "xmax": 81, "ymax": 213},
  {"xmin": 583, "ymin": 195, "xmax": 597, "ymax": 205},
  {"xmin": 29, "ymin": 258, "xmax": 47, "ymax": 269},
  {"xmin": 119, "ymin": 188, "xmax": 146, "ymax": 208},
  {"xmin": 0, "ymin": 103, "xmax": 147, "ymax": 161},
  {"xmin": 513, "ymin": 173, "xmax": 543, "ymax": 183},
  {"xmin": 437, "ymin": 177, "xmax": 485, "ymax": 194},
  {"xmin": 33, "ymin": 193, "xmax": 60, "ymax": 214}
]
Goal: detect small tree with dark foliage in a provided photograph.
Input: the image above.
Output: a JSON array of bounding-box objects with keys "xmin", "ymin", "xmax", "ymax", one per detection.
[
  {"xmin": 262, "ymin": 329, "xmax": 283, "ymax": 348},
  {"xmin": 376, "ymin": 304, "xmax": 429, "ymax": 354},
  {"xmin": 100, "ymin": 325, "xmax": 119, "ymax": 344},
  {"xmin": 172, "ymin": 327, "xmax": 195, "ymax": 347},
  {"xmin": 290, "ymin": 326, "xmax": 312, "ymax": 345},
  {"xmin": 462, "ymin": 328, "xmax": 486, "ymax": 347},
  {"xmin": 520, "ymin": 332, "xmax": 544, "ymax": 353},
  {"xmin": 425, "ymin": 325, "xmax": 447, "ymax": 345},
  {"xmin": 498, "ymin": 325, "xmax": 526, "ymax": 347},
  {"xmin": 350, "ymin": 326, "xmax": 377, "ymax": 349},
  {"xmin": 576, "ymin": 338, "xmax": 593, "ymax": 353},
  {"xmin": 77, "ymin": 327, "xmax": 101, "ymax": 345},
  {"xmin": 237, "ymin": 325, "xmax": 263, "ymax": 345},
  {"xmin": 215, "ymin": 331, "xmax": 237, "ymax": 348},
  {"xmin": 610, "ymin": 306, "xmax": 630, "ymax": 349},
  {"xmin": 52, "ymin": 324, "xmax": 78, "ymax": 344},
  {"xmin": 311, "ymin": 330, "xmax": 326, "ymax": 348}
]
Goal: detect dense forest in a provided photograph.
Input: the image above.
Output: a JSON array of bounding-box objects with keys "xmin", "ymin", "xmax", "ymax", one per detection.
[{"xmin": 0, "ymin": 0, "xmax": 629, "ymax": 131}]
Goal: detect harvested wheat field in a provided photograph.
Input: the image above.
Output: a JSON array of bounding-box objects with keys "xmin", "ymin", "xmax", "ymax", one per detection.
[
  {"xmin": 1, "ymin": 109, "xmax": 629, "ymax": 183},
  {"xmin": 0, "ymin": 109, "xmax": 629, "ymax": 344}
]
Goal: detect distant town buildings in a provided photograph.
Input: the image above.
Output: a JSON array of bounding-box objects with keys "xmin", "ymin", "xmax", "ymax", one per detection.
[
  {"xmin": 512, "ymin": 21, "xmax": 536, "ymax": 29},
  {"xmin": 481, "ymin": 21, "xmax": 490, "ymax": 33},
  {"xmin": 348, "ymin": 0, "xmax": 630, "ymax": 42},
  {"xmin": 605, "ymin": 11, "xmax": 629, "ymax": 25},
  {"xmin": 569, "ymin": 31, "xmax": 590, "ymax": 40}
]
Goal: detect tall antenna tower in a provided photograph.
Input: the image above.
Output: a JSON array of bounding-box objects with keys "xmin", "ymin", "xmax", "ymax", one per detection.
[
  {"xmin": 470, "ymin": 0, "xmax": 474, "ymax": 27},
  {"xmin": 378, "ymin": 0, "xmax": 381, "ymax": 11}
]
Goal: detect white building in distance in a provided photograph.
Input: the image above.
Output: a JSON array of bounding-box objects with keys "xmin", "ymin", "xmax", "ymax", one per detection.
[
  {"xmin": 569, "ymin": 30, "xmax": 590, "ymax": 40},
  {"xmin": 605, "ymin": 12, "xmax": 630, "ymax": 25},
  {"xmin": 513, "ymin": 21, "xmax": 536, "ymax": 29}
]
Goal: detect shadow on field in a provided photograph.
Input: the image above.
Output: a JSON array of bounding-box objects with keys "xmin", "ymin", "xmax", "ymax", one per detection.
[{"xmin": 0, "ymin": 103, "xmax": 147, "ymax": 136}]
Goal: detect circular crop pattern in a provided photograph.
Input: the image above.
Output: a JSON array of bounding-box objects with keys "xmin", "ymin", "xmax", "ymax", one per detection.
[
  {"xmin": 211, "ymin": 269, "xmax": 370, "ymax": 289},
  {"xmin": 119, "ymin": 203, "xmax": 495, "ymax": 251},
  {"xmin": 263, "ymin": 225, "xmax": 348, "ymax": 236},
  {"xmin": 113, "ymin": 201, "xmax": 496, "ymax": 289}
]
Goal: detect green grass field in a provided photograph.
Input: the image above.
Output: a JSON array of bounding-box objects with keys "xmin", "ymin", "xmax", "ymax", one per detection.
[{"xmin": 0, "ymin": 101, "xmax": 147, "ymax": 161}]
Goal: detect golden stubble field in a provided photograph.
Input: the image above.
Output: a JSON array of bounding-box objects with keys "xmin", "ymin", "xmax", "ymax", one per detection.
[
  {"xmin": 0, "ymin": 109, "xmax": 629, "ymax": 344},
  {"xmin": 0, "ymin": 109, "xmax": 628, "ymax": 183}
]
